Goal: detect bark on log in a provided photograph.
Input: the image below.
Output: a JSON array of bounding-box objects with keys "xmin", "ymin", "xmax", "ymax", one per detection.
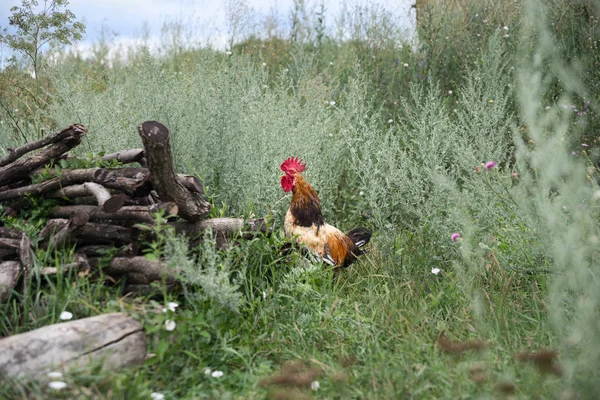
[
  {"xmin": 0, "ymin": 261, "xmax": 20, "ymax": 302},
  {"xmin": 48, "ymin": 203, "xmax": 178, "ymax": 224},
  {"xmin": 0, "ymin": 313, "xmax": 146, "ymax": 379},
  {"xmin": 0, "ymin": 125, "xmax": 87, "ymax": 186},
  {"xmin": 89, "ymin": 257, "xmax": 178, "ymax": 285},
  {"xmin": 39, "ymin": 213, "xmax": 90, "ymax": 250},
  {"xmin": 40, "ymin": 219, "xmax": 136, "ymax": 247},
  {"xmin": 77, "ymin": 245, "xmax": 135, "ymax": 258},
  {"xmin": 19, "ymin": 234, "xmax": 33, "ymax": 300},
  {"xmin": 0, "ymin": 238, "xmax": 20, "ymax": 250},
  {"xmin": 40, "ymin": 255, "xmax": 90, "ymax": 276},
  {"xmin": 0, "ymin": 125, "xmax": 87, "ymax": 168},
  {"xmin": 0, "ymin": 168, "xmax": 150, "ymax": 201},
  {"xmin": 138, "ymin": 121, "xmax": 209, "ymax": 221},
  {"xmin": 0, "ymin": 227, "xmax": 24, "ymax": 240},
  {"xmin": 101, "ymin": 148, "xmax": 145, "ymax": 165},
  {"xmin": 171, "ymin": 218, "xmax": 271, "ymax": 247}
]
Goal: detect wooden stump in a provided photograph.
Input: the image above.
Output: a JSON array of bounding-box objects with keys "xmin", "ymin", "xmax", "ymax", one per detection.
[
  {"xmin": 138, "ymin": 121, "xmax": 209, "ymax": 221},
  {"xmin": 0, "ymin": 313, "xmax": 146, "ymax": 379}
]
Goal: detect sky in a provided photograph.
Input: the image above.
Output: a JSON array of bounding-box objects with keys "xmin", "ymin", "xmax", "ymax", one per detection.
[{"xmin": 0, "ymin": 0, "xmax": 415, "ymax": 59}]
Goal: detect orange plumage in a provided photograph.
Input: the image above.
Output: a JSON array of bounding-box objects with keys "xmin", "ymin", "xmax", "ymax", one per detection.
[{"xmin": 280, "ymin": 157, "xmax": 371, "ymax": 269}]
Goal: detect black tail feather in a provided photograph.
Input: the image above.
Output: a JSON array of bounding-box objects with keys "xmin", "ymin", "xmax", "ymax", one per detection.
[{"xmin": 346, "ymin": 227, "xmax": 372, "ymax": 256}]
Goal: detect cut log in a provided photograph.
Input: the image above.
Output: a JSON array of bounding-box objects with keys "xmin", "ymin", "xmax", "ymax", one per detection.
[
  {"xmin": 0, "ymin": 124, "xmax": 87, "ymax": 187},
  {"xmin": 47, "ymin": 183, "xmax": 125, "ymax": 213},
  {"xmin": 101, "ymin": 148, "xmax": 145, "ymax": 165},
  {"xmin": 48, "ymin": 203, "xmax": 177, "ymax": 224},
  {"xmin": 89, "ymin": 257, "xmax": 178, "ymax": 285},
  {"xmin": 0, "ymin": 168, "xmax": 150, "ymax": 201},
  {"xmin": 0, "ymin": 313, "xmax": 146, "ymax": 379},
  {"xmin": 40, "ymin": 219, "xmax": 136, "ymax": 247},
  {"xmin": 172, "ymin": 218, "xmax": 271, "ymax": 247},
  {"xmin": 0, "ymin": 125, "xmax": 87, "ymax": 168},
  {"xmin": 0, "ymin": 261, "xmax": 20, "ymax": 302},
  {"xmin": 39, "ymin": 213, "xmax": 90, "ymax": 250},
  {"xmin": 138, "ymin": 121, "xmax": 209, "ymax": 221}
]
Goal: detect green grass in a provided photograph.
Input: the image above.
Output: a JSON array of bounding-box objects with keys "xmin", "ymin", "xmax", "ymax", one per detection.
[{"xmin": 0, "ymin": 230, "xmax": 559, "ymax": 399}]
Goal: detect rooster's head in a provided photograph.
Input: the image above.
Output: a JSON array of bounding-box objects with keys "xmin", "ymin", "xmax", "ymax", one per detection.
[{"xmin": 280, "ymin": 156, "xmax": 306, "ymax": 192}]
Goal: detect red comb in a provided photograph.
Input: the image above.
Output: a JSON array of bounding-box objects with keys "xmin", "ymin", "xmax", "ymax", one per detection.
[{"xmin": 280, "ymin": 156, "xmax": 306, "ymax": 173}]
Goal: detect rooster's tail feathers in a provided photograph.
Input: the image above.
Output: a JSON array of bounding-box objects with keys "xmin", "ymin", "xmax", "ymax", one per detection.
[{"xmin": 346, "ymin": 227, "xmax": 372, "ymax": 253}]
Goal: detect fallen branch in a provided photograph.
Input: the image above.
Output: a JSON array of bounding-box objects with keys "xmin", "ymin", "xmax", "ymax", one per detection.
[
  {"xmin": 0, "ymin": 124, "xmax": 87, "ymax": 187},
  {"xmin": 0, "ymin": 125, "xmax": 87, "ymax": 168},
  {"xmin": 101, "ymin": 148, "xmax": 145, "ymax": 165}
]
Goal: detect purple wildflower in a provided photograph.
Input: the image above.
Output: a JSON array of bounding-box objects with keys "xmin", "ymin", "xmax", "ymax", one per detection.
[
  {"xmin": 582, "ymin": 143, "xmax": 589, "ymax": 147},
  {"xmin": 451, "ymin": 232, "xmax": 461, "ymax": 243},
  {"xmin": 484, "ymin": 161, "xmax": 496, "ymax": 170}
]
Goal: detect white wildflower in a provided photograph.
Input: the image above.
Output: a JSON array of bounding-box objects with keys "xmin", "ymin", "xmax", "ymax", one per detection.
[
  {"xmin": 59, "ymin": 311, "xmax": 73, "ymax": 321},
  {"xmin": 204, "ymin": 368, "xmax": 212, "ymax": 375},
  {"xmin": 311, "ymin": 380, "xmax": 320, "ymax": 390},
  {"xmin": 262, "ymin": 291, "xmax": 267, "ymax": 300},
  {"xmin": 164, "ymin": 319, "xmax": 176, "ymax": 331},
  {"xmin": 225, "ymin": 51, "xmax": 232, "ymax": 56},
  {"xmin": 387, "ymin": 119, "xmax": 394, "ymax": 124},
  {"xmin": 262, "ymin": 62, "xmax": 267, "ymax": 67},
  {"xmin": 48, "ymin": 381, "xmax": 67, "ymax": 390},
  {"xmin": 403, "ymin": 63, "xmax": 408, "ymax": 67},
  {"xmin": 431, "ymin": 268, "xmax": 441, "ymax": 275},
  {"xmin": 167, "ymin": 302, "xmax": 179, "ymax": 312},
  {"xmin": 503, "ymin": 26, "xmax": 509, "ymax": 30},
  {"xmin": 329, "ymin": 101, "xmax": 336, "ymax": 106},
  {"xmin": 150, "ymin": 393, "xmax": 165, "ymax": 400},
  {"xmin": 329, "ymin": 61, "xmax": 334, "ymax": 65},
  {"xmin": 211, "ymin": 370, "xmax": 224, "ymax": 378},
  {"xmin": 47, "ymin": 371, "xmax": 63, "ymax": 379},
  {"xmin": 359, "ymin": 191, "xmax": 364, "ymax": 196},
  {"xmin": 448, "ymin": 90, "xmax": 453, "ymax": 95}
]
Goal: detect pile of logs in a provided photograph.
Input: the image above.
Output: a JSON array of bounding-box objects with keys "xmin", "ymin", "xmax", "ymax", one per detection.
[{"xmin": 0, "ymin": 121, "xmax": 270, "ymax": 300}]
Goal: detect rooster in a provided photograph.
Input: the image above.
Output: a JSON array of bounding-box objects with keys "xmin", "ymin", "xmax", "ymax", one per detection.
[{"xmin": 280, "ymin": 156, "xmax": 372, "ymax": 269}]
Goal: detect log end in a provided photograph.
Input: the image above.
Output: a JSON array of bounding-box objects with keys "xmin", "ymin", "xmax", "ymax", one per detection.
[
  {"xmin": 102, "ymin": 194, "xmax": 126, "ymax": 213},
  {"xmin": 139, "ymin": 121, "xmax": 169, "ymax": 143}
]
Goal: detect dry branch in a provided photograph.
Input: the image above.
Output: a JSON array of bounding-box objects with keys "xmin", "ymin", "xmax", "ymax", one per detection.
[
  {"xmin": 0, "ymin": 125, "xmax": 87, "ymax": 168},
  {"xmin": 138, "ymin": 121, "xmax": 209, "ymax": 221},
  {"xmin": 0, "ymin": 313, "xmax": 146, "ymax": 379},
  {"xmin": 0, "ymin": 168, "xmax": 150, "ymax": 201},
  {"xmin": 101, "ymin": 148, "xmax": 145, "ymax": 165},
  {"xmin": 0, "ymin": 124, "xmax": 87, "ymax": 186}
]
